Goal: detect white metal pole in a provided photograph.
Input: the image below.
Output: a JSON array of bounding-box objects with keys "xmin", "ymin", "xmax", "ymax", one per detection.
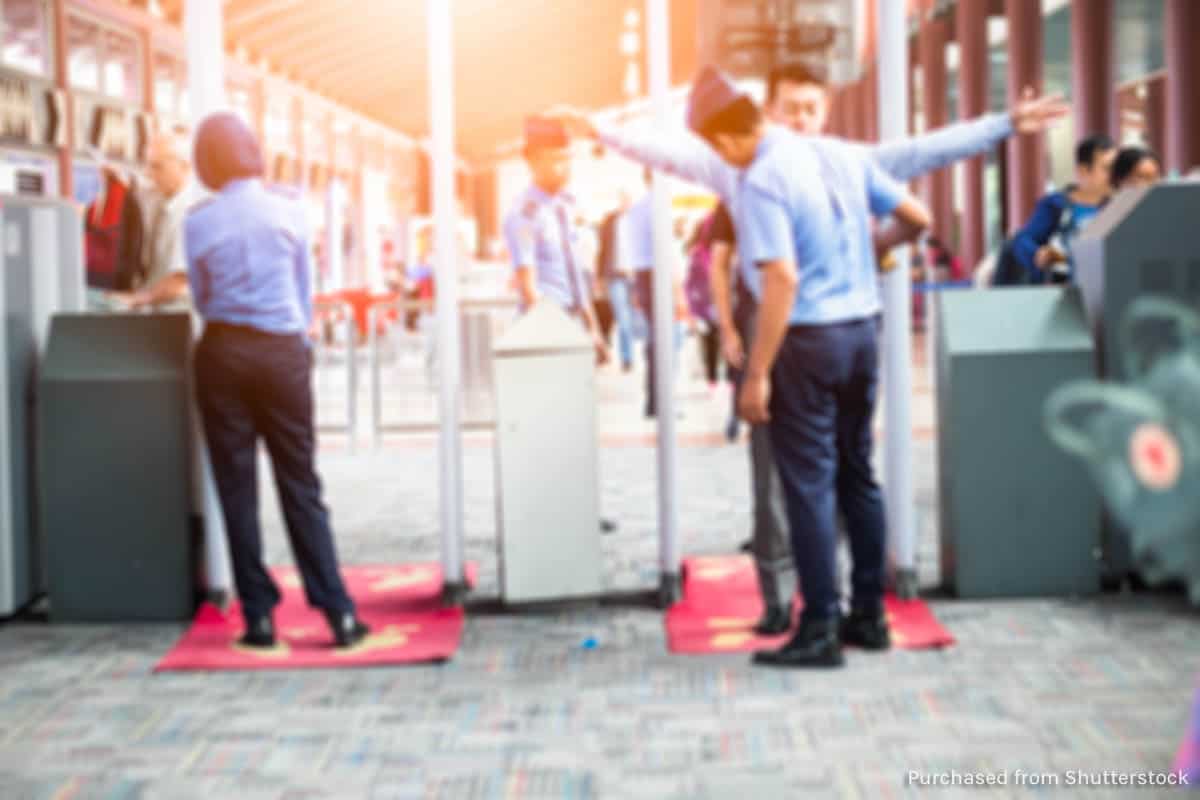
[
  {"xmin": 325, "ymin": 181, "xmax": 344, "ymax": 291},
  {"xmin": 185, "ymin": 0, "xmax": 233, "ymax": 602},
  {"xmin": 427, "ymin": 0, "xmax": 465, "ymax": 592},
  {"xmin": 877, "ymin": 0, "xmax": 917, "ymax": 598},
  {"xmin": 646, "ymin": 0, "xmax": 680, "ymax": 600}
]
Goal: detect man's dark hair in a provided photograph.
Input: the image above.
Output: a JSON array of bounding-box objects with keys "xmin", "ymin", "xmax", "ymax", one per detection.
[
  {"xmin": 766, "ymin": 62, "xmax": 828, "ymax": 104},
  {"xmin": 1075, "ymin": 134, "xmax": 1114, "ymax": 167},
  {"xmin": 698, "ymin": 96, "xmax": 762, "ymax": 145},
  {"xmin": 1110, "ymin": 146, "xmax": 1162, "ymax": 189}
]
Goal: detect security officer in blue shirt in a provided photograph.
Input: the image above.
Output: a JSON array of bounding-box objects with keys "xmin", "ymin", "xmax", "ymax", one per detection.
[
  {"xmin": 503, "ymin": 118, "xmax": 609, "ymax": 365},
  {"xmin": 186, "ymin": 112, "xmax": 369, "ymax": 651},
  {"xmin": 683, "ymin": 73, "xmax": 932, "ymax": 668}
]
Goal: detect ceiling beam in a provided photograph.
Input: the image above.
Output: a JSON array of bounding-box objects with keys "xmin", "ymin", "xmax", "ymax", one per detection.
[
  {"xmin": 252, "ymin": 21, "xmax": 398, "ymax": 70},
  {"xmin": 227, "ymin": 0, "xmax": 360, "ymax": 50},
  {"xmin": 293, "ymin": 45, "xmax": 411, "ymax": 91},
  {"xmin": 224, "ymin": 0, "xmax": 305, "ymax": 36}
]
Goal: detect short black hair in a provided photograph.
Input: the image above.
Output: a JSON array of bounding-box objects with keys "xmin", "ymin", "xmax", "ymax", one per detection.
[
  {"xmin": 1110, "ymin": 145, "xmax": 1162, "ymax": 189},
  {"xmin": 1075, "ymin": 134, "xmax": 1115, "ymax": 167},
  {"xmin": 766, "ymin": 62, "xmax": 828, "ymax": 104},
  {"xmin": 697, "ymin": 96, "xmax": 762, "ymax": 145}
]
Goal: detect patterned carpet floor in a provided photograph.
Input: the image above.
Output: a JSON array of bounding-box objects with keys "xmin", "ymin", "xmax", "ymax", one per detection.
[{"xmin": 2, "ymin": 356, "xmax": 1197, "ymax": 798}]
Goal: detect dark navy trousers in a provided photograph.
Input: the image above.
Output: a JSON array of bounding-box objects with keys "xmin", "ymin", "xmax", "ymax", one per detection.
[
  {"xmin": 768, "ymin": 317, "xmax": 887, "ymax": 622},
  {"xmin": 194, "ymin": 322, "xmax": 355, "ymax": 622}
]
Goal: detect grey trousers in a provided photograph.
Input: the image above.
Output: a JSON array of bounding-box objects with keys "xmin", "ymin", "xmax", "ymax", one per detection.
[
  {"xmin": 749, "ymin": 422, "xmax": 795, "ymax": 609},
  {"xmin": 740, "ymin": 301, "xmax": 795, "ymax": 610}
]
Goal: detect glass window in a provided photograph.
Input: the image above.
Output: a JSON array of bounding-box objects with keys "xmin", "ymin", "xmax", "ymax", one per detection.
[
  {"xmin": 228, "ymin": 84, "xmax": 254, "ymax": 128},
  {"xmin": 265, "ymin": 95, "xmax": 292, "ymax": 151},
  {"xmin": 2, "ymin": 0, "xmax": 49, "ymax": 76},
  {"xmin": 67, "ymin": 16, "xmax": 100, "ymax": 92},
  {"xmin": 154, "ymin": 52, "xmax": 181, "ymax": 115},
  {"xmin": 308, "ymin": 114, "xmax": 330, "ymax": 160},
  {"xmin": 102, "ymin": 29, "xmax": 140, "ymax": 102}
]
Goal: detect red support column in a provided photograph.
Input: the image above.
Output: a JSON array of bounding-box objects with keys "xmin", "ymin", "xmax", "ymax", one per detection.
[
  {"xmin": 848, "ymin": 81, "xmax": 861, "ymax": 140},
  {"xmin": 1071, "ymin": 0, "xmax": 1114, "ymax": 139},
  {"xmin": 857, "ymin": 78, "xmax": 871, "ymax": 141},
  {"xmin": 865, "ymin": 66, "xmax": 879, "ymax": 142},
  {"xmin": 1005, "ymin": 0, "xmax": 1045, "ymax": 231},
  {"xmin": 1145, "ymin": 74, "xmax": 1167, "ymax": 159},
  {"xmin": 957, "ymin": 0, "xmax": 989, "ymax": 273},
  {"xmin": 1165, "ymin": 0, "xmax": 1200, "ymax": 174},
  {"xmin": 920, "ymin": 15, "xmax": 952, "ymax": 245},
  {"xmin": 53, "ymin": 0, "xmax": 72, "ymax": 198}
]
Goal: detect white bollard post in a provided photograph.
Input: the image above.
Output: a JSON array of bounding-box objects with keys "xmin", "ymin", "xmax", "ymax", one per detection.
[
  {"xmin": 877, "ymin": 0, "xmax": 918, "ymax": 598},
  {"xmin": 185, "ymin": 0, "xmax": 233, "ymax": 602},
  {"xmin": 427, "ymin": 0, "xmax": 466, "ymax": 599},
  {"xmin": 647, "ymin": 0, "xmax": 681, "ymax": 605}
]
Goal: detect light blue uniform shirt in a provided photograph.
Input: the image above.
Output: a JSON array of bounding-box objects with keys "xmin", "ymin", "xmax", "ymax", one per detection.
[
  {"xmin": 185, "ymin": 179, "xmax": 313, "ymax": 335},
  {"xmin": 619, "ymin": 192, "xmax": 656, "ymax": 272},
  {"xmin": 503, "ymin": 185, "xmax": 591, "ymax": 311},
  {"xmin": 596, "ymin": 112, "xmax": 1012, "ymax": 297},
  {"xmin": 739, "ymin": 130, "xmax": 905, "ymax": 325}
]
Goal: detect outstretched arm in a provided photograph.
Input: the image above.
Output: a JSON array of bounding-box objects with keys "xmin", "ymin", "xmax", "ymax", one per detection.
[
  {"xmin": 867, "ymin": 88, "xmax": 1068, "ymax": 182},
  {"xmin": 546, "ymin": 108, "xmax": 733, "ymax": 195}
]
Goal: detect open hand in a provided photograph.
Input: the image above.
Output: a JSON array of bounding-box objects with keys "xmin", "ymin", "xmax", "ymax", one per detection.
[{"xmin": 1011, "ymin": 87, "xmax": 1070, "ymax": 134}]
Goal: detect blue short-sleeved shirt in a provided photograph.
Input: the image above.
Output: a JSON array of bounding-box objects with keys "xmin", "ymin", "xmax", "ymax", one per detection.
[
  {"xmin": 619, "ymin": 192, "xmax": 656, "ymax": 273},
  {"xmin": 502, "ymin": 185, "xmax": 591, "ymax": 311},
  {"xmin": 739, "ymin": 129, "xmax": 905, "ymax": 326},
  {"xmin": 185, "ymin": 178, "xmax": 313, "ymax": 335}
]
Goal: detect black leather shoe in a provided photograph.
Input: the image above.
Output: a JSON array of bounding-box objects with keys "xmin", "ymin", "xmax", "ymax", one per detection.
[
  {"xmin": 238, "ymin": 616, "xmax": 276, "ymax": 649},
  {"xmin": 753, "ymin": 605, "xmax": 792, "ymax": 636},
  {"xmin": 739, "ymin": 539, "xmax": 753, "ymax": 554},
  {"xmin": 752, "ymin": 616, "xmax": 844, "ymax": 668},
  {"xmin": 840, "ymin": 609, "xmax": 891, "ymax": 651},
  {"xmin": 325, "ymin": 610, "xmax": 370, "ymax": 648}
]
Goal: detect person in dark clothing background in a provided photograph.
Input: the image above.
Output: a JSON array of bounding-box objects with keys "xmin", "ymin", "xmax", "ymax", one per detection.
[
  {"xmin": 1110, "ymin": 145, "xmax": 1163, "ymax": 193},
  {"xmin": 186, "ymin": 112, "xmax": 369, "ymax": 651},
  {"xmin": 84, "ymin": 165, "xmax": 144, "ymax": 291}
]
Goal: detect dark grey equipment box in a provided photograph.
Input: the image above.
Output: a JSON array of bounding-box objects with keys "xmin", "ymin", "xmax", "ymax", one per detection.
[
  {"xmin": 936, "ymin": 287, "xmax": 1101, "ymax": 597},
  {"xmin": 39, "ymin": 313, "xmax": 196, "ymax": 621},
  {"xmin": 1073, "ymin": 182, "xmax": 1200, "ymax": 582}
]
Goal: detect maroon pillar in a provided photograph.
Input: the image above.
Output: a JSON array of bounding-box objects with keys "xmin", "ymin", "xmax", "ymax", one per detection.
[
  {"xmin": 957, "ymin": 0, "xmax": 989, "ymax": 273},
  {"xmin": 1071, "ymin": 0, "xmax": 1114, "ymax": 139},
  {"xmin": 1145, "ymin": 74, "xmax": 1167, "ymax": 160},
  {"xmin": 851, "ymin": 80, "xmax": 865, "ymax": 140},
  {"xmin": 53, "ymin": 0, "xmax": 72, "ymax": 198},
  {"xmin": 1005, "ymin": 0, "xmax": 1045, "ymax": 231},
  {"xmin": 865, "ymin": 67, "xmax": 879, "ymax": 142},
  {"xmin": 1165, "ymin": 0, "xmax": 1200, "ymax": 174},
  {"xmin": 920, "ymin": 16, "xmax": 953, "ymax": 245}
]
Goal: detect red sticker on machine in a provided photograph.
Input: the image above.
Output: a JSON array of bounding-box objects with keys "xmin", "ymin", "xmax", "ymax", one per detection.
[{"xmin": 1129, "ymin": 422, "xmax": 1182, "ymax": 491}]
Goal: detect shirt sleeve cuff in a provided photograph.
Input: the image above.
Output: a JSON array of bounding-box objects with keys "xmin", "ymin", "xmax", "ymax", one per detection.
[
  {"xmin": 988, "ymin": 111, "xmax": 1014, "ymax": 140},
  {"xmin": 594, "ymin": 122, "xmax": 623, "ymax": 149}
]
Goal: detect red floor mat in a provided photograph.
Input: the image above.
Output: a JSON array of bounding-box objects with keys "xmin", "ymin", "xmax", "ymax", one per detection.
[
  {"xmin": 665, "ymin": 555, "xmax": 955, "ymax": 654},
  {"xmin": 156, "ymin": 563, "xmax": 475, "ymax": 671}
]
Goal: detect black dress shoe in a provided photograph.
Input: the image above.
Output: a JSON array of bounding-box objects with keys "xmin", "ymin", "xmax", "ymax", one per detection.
[
  {"xmin": 752, "ymin": 616, "xmax": 844, "ymax": 668},
  {"xmin": 739, "ymin": 539, "xmax": 754, "ymax": 554},
  {"xmin": 753, "ymin": 604, "xmax": 792, "ymax": 636},
  {"xmin": 325, "ymin": 610, "xmax": 370, "ymax": 648},
  {"xmin": 238, "ymin": 616, "xmax": 276, "ymax": 649},
  {"xmin": 840, "ymin": 608, "xmax": 891, "ymax": 651}
]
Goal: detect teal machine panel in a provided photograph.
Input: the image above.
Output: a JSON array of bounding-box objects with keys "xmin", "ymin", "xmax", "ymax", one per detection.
[
  {"xmin": 0, "ymin": 196, "xmax": 85, "ymax": 616},
  {"xmin": 39, "ymin": 313, "xmax": 195, "ymax": 622},
  {"xmin": 1073, "ymin": 182, "xmax": 1200, "ymax": 581},
  {"xmin": 936, "ymin": 287, "xmax": 1101, "ymax": 597}
]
